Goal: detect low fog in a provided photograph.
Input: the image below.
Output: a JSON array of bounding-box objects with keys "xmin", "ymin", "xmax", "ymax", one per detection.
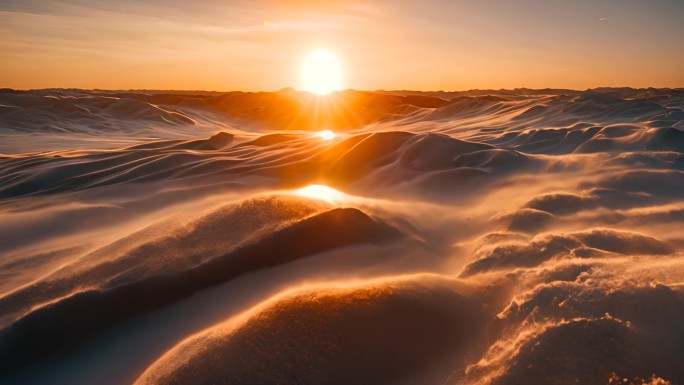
[{"xmin": 1, "ymin": 87, "xmax": 683, "ymax": 385}]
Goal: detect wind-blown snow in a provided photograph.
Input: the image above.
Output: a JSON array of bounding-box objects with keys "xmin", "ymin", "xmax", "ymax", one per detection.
[{"xmin": 1, "ymin": 87, "xmax": 683, "ymax": 385}]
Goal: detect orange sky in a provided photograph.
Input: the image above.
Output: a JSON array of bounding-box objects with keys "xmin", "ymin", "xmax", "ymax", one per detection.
[{"xmin": 1, "ymin": 0, "xmax": 683, "ymax": 91}]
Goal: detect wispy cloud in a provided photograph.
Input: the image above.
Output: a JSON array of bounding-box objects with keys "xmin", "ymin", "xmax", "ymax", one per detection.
[{"xmin": 599, "ymin": 16, "xmax": 613, "ymax": 22}]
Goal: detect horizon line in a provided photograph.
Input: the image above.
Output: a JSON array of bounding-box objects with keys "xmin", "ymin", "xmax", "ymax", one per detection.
[{"xmin": 3, "ymin": 86, "xmax": 684, "ymax": 94}]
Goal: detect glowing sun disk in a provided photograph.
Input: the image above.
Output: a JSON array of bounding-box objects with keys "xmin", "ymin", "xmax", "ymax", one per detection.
[{"xmin": 300, "ymin": 49, "xmax": 342, "ymax": 95}]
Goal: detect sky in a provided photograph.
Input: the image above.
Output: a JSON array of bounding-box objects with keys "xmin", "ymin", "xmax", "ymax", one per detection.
[{"xmin": 1, "ymin": 0, "xmax": 683, "ymax": 91}]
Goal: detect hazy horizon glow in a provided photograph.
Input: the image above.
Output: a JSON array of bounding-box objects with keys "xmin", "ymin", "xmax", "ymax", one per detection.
[{"xmin": 1, "ymin": 0, "xmax": 683, "ymax": 91}]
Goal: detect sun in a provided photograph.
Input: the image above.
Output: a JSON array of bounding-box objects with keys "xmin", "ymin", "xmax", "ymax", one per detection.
[{"xmin": 300, "ymin": 49, "xmax": 343, "ymax": 95}]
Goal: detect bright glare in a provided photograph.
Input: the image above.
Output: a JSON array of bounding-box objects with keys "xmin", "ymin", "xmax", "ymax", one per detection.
[
  {"xmin": 314, "ymin": 130, "xmax": 336, "ymax": 140},
  {"xmin": 294, "ymin": 184, "xmax": 347, "ymax": 204},
  {"xmin": 300, "ymin": 49, "xmax": 343, "ymax": 95}
]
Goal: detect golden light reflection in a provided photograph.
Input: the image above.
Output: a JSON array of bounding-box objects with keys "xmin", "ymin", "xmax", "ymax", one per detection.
[
  {"xmin": 314, "ymin": 130, "xmax": 336, "ymax": 140},
  {"xmin": 294, "ymin": 184, "xmax": 348, "ymax": 204}
]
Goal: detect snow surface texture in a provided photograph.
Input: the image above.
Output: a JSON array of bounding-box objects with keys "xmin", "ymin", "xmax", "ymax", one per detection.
[{"xmin": 1, "ymin": 87, "xmax": 683, "ymax": 385}]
